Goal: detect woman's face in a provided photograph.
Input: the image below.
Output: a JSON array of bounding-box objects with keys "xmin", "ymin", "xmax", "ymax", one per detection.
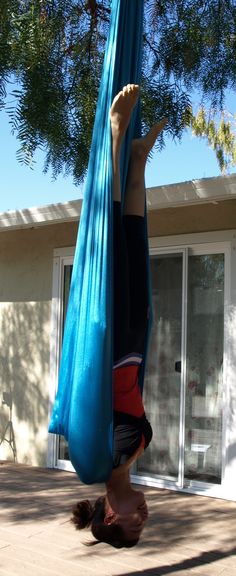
[{"xmin": 111, "ymin": 491, "xmax": 148, "ymax": 542}]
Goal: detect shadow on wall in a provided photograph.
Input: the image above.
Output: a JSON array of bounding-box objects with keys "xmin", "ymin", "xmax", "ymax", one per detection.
[{"xmin": 0, "ymin": 301, "xmax": 50, "ymax": 465}]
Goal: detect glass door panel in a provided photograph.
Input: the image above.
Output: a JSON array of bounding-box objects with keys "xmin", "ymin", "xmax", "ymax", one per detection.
[
  {"xmin": 137, "ymin": 253, "xmax": 183, "ymax": 480},
  {"xmin": 185, "ymin": 254, "xmax": 224, "ymax": 484}
]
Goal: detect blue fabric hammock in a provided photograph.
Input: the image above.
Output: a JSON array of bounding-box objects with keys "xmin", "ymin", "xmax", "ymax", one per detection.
[{"xmin": 49, "ymin": 0, "xmax": 151, "ymax": 484}]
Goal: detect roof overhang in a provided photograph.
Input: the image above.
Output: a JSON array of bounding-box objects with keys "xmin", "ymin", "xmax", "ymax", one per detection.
[
  {"xmin": 146, "ymin": 173, "xmax": 236, "ymax": 210},
  {"xmin": 0, "ymin": 173, "xmax": 236, "ymax": 232},
  {"xmin": 0, "ymin": 199, "xmax": 83, "ymax": 232}
]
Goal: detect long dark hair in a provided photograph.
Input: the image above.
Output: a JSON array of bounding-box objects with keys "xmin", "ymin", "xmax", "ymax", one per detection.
[{"xmin": 71, "ymin": 497, "xmax": 139, "ymax": 548}]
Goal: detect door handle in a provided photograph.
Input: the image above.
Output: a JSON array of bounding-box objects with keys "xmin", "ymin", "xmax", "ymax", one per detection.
[{"xmin": 175, "ymin": 361, "xmax": 181, "ymax": 373}]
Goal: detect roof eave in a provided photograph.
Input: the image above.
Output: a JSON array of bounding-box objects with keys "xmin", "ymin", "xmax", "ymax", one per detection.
[{"xmin": 0, "ymin": 173, "xmax": 236, "ymax": 232}]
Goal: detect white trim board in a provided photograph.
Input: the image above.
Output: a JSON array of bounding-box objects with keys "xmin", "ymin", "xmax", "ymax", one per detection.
[{"xmin": 149, "ymin": 229, "xmax": 236, "ymax": 250}]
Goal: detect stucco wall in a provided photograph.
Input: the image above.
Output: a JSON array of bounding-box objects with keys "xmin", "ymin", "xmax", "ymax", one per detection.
[
  {"xmin": 0, "ymin": 221, "xmax": 78, "ymax": 466},
  {"xmin": 148, "ymin": 199, "xmax": 236, "ymax": 237}
]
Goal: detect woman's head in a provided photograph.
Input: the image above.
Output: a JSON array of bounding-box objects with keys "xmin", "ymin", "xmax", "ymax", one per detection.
[{"xmin": 71, "ymin": 496, "xmax": 146, "ymax": 548}]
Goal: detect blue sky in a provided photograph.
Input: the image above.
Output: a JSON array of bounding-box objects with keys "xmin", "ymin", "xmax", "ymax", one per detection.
[{"xmin": 0, "ymin": 99, "xmax": 234, "ymax": 213}]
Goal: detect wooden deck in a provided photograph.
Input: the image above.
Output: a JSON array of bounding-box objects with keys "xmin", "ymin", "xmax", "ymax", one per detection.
[{"xmin": 0, "ymin": 462, "xmax": 236, "ymax": 576}]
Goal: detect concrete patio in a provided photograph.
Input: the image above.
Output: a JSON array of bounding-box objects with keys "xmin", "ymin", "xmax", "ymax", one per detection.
[{"xmin": 0, "ymin": 461, "xmax": 236, "ymax": 576}]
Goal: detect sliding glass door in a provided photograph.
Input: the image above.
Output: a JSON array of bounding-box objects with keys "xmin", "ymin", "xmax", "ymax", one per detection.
[
  {"xmin": 137, "ymin": 247, "xmax": 225, "ymax": 489},
  {"xmin": 55, "ymin": 245, "xmax": 226, "ymax": 490}
]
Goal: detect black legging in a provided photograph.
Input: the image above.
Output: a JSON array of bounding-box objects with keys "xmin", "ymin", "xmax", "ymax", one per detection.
[
  {"xmin": 113, "ymin": 201, "xmax": 149, "ymax": 362},
  {"xmin": 112, "ymin": 201, "xmax": 152, "ymax": 467}
]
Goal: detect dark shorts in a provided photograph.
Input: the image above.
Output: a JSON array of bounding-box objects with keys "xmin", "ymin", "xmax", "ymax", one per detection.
[{"xmin": 113, "ymin": 411, "xmax": 153, "ymax": 468}]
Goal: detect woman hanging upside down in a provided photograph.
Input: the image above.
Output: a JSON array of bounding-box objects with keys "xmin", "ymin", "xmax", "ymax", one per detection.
[{"xmin": 72, "ymin": 85, "xmax": 167, "ymax": 547}]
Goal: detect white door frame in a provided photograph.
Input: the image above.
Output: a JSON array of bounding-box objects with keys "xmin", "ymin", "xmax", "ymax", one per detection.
[
  {"xmin": 47, "ymin": 247, "xmax": 75, "ymax": 471},
  {"xmin": 47, "ymin": 231, "xmax": 236, "ymax": 501}
]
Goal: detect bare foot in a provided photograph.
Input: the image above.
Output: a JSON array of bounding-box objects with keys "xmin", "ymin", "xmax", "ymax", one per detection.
[
  {"xmin": 110, "ymin": 84, "xmax": 139, "ymax": 145},
  {"xmin": 131, "ymin": 118, "xmax": 168, "ymax": 164},
  {"xmin": 123, "ymin": 118, "xmax": 168, "ymax": 215}
]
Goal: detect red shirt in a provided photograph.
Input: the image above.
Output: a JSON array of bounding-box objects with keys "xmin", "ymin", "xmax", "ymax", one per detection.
[{"xmin": 113, "ymin": 364, "xmax": 145, "ymax": 418}]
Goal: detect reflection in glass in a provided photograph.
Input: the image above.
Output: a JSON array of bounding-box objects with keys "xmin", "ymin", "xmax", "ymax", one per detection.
[
  {"xmin": 137, "ymin": 255, "xmax": 183, "ymax": 480},
  {"xmin": 185, "ymin": 254, "xmax": 224, "ymax": 484}
]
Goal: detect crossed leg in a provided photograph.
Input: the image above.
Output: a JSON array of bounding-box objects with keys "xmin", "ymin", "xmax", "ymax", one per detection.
[{"xmin": 110, "ymin": 84, "xmax": 167, "ymax": 214}]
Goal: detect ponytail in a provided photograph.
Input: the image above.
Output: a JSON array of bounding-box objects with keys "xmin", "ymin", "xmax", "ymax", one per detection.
[
  {"xmin": 71, "ymin": 499, "xmax": 94, "ymax": 529},
  {"xmin": 71, "ymin": 496, "xmax": 139, "ymax": 548}
]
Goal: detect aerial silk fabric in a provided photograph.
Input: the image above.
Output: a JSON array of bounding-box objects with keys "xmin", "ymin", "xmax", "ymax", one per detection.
[{"xmin": 49, "ymin": 0, "xmax": 151, "ymax": 484}]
